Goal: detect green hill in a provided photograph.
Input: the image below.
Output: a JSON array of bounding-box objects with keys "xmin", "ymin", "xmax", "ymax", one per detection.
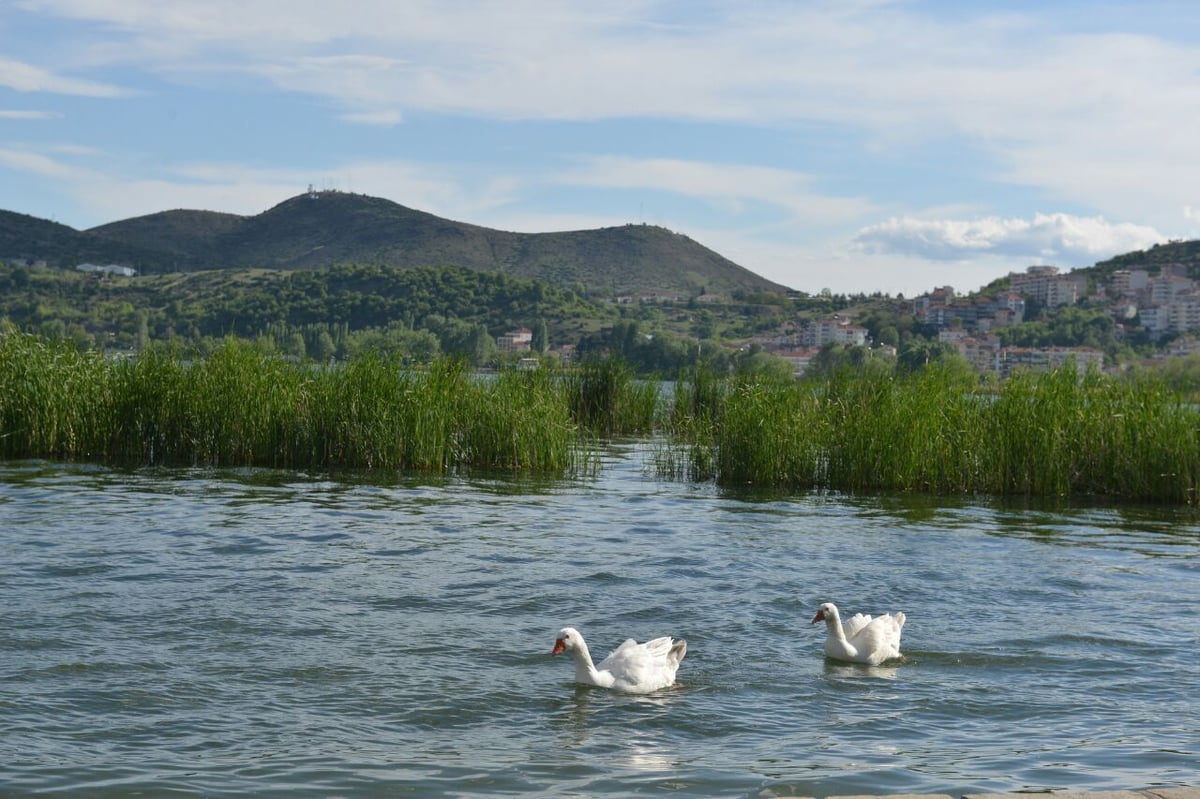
[
  {"xmin": 1086, "ymin": 239, "xmax": 1200, "ymax": 282},
  {"xmin": 88, "ymin": 208, "xmax": 245, "ymax": 269},
  {"xmin": 0, "ymin": 209, "xmax": 163, "ymax": 268},
  {"xmin": 10, "ymin": 190, "xmax": 789, "ymax": 298}
]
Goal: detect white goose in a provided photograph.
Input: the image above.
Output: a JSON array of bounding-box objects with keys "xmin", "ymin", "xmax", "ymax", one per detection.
[
  {"xmin": 552, "ymin": 627, "xmax": 687, "ymax": 693},
  {"xmin": 811, "ymin": 602, "xmax": 905, "ymax": 665}
]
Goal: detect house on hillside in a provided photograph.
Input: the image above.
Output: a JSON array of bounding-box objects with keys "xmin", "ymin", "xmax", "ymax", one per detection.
[
  {"xmin": 76, "ymin": 263, "xmax": 137, "ymax": 277},
  {"xmin": 1007, "ymin": 265, "xmax": 1086, "ymax": 308},
  {"xmin": 802, "ymin": 317, "xmax": 867, "ymax": 347},
  {"xmin": 496, "ymin": 327, "xmax": 533, "ymax": 352}
]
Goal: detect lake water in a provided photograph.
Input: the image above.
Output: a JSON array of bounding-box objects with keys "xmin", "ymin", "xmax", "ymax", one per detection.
[{"xmin": 2, "ymin": 444, "xmax": 1198, "ymax": 798}]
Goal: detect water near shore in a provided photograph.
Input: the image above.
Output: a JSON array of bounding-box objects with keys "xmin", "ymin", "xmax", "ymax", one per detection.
[{"xmin": 2, "ymin": 446, "xmax": 1198, "ymax": 797}]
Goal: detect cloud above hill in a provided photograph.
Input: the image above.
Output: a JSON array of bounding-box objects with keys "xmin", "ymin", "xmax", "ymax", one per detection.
[{"xmin": 851, "ymin": 213, "xmax": 1166, "ymax": 264}]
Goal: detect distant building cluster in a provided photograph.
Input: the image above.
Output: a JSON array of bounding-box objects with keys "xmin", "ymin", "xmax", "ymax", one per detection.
[
  {"xmin": 910, "ymin": 266, "xmax": 1101, "ymax": 377},
  {"xmin": 754, "ymin": 262, "xmax": 1200, "ymax": 378},
  {"xmin": 755, "ymin": 315, "xmax": 874, "ymax": 376},
  {"xmin": 910, "ymin": 263, "xmax": 1200, "ymax": 376}
]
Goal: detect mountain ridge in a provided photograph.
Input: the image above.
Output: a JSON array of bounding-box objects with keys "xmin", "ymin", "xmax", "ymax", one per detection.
[{"xmin": 4, "ymin": 191, "xmax": 789, "ymax": 298}]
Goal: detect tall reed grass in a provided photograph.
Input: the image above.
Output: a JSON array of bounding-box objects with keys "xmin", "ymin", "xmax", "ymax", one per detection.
[
  {"xmin": 6, "ymin": 329, "xmax": 1198, "ymax": 502},
  {"xmin": 653, "ymin": 363, "xmax": 727, "ymax": 481},
  {"xmin": 564, "ymin": 356, "xmax": 659, "ymax": 435},
  {"xmin": 0, "ymin": 330, "xmax": 114, "ymax": 460},
  {"xmin": 0, "ymin": 332, "xmax": 595, "ymax": 475},
  {"xmin": 663, "ymin": 363, "xmax": 1200, "ymax": 503}
]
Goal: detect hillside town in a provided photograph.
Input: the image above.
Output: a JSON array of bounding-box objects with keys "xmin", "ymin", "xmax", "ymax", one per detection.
[{"xmin": 754, "ymin": 263, "xmax": 1200, "ymax": 377}]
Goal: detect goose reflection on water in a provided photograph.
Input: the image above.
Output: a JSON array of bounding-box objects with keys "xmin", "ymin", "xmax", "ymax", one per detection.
[{"xmin": 822, "ymin": 661, "xmax": 901, "ymax": 681}]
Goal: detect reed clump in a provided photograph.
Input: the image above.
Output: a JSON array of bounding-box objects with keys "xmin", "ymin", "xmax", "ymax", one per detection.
[
  {"xmin": 654, "ymin": 363, "xmax": 728, "ymax": 481},
  {"xmin": 6, "ymin": 329, "xmax": 1199, "ymax": 502},
  {"xmin": 565, "ymin": 356, "xmax": 659, "ymax": 436},
  {"xmin": 664, "ymin": 363, "xmax": 1200, "ymax": 503},
  {"xmin": 457, "ymin": 365, "xmax": 588, "ymax": 473},
  {"xmin": 0, "ymin": 332, "xmax": 594, "ymax": 475},
  {"xmin": 0, "ymin": 330, "xmax": 115, "ymax": 460}
]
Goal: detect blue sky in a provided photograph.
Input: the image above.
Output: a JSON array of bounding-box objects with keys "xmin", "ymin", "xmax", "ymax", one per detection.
[{"xmin": 2, "ymin": 1, "xmax": 1199, "ymax": 296}]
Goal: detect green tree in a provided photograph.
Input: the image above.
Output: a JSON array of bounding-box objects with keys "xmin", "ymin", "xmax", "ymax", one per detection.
[
  {"xmin": 897, "ymin": 339, "xmax": 961, "ymax": 375},
  {"xmin": 285, "ymin": 332, "xmax": 306, "ymax": 360},
  {"xmin": 312, "ymin": 329, "xmax": 337, "ymax": 363},
  {"xmin": 531, "ymin": 319, "xmax": 549, "ymax": 353}
]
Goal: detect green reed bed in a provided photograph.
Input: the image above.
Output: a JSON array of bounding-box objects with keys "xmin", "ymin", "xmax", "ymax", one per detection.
[
  {"xmin": 985, "ymin": 369, "xmax": 1200, "ymax": 502},
  {"xmin": 0, "ymin": 331, "xmax": 114, "ymax": 460},
  {"xmin": 458, "ymin": 366, "xmax": 590, "ymax": 473},
  {"xmin": 653, "ymin": 364, "xmax": 728, "ymax": 481},
  {"xmin": 666, "ymin": 365, "xmax": 1200, "ymax": 503},
  {"xmin": 565, "ymin": 357, "xmax": 659, "ymax": 435},
  {"xmin": 303, "ymin": 351, "xmax": 458, "ymax": 470},
  {"xmin": 709, "ymin": 375, "xmax": 828, "ymax": 488},
  {"xmin": 0, "ymin": 332, "xmax": 593, "ymax": 475},
  {"xmin": 820, "ymin": 367, "xmax": 989, "ymax": 494}
]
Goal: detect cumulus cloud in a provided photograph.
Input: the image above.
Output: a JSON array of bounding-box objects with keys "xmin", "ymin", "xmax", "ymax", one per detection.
[{"xmin": 851, "ymin": 213, "xmax": 1166, "ymax": 265}]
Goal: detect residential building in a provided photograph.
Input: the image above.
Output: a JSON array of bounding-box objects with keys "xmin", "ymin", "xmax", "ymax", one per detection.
[
  {"xmin": 496, "ymin": 327, "xmax": 533, "ymax": 352},
  {"xmin": 999, "ymin": 346, "xmax": 1104, "ymax": 378}
]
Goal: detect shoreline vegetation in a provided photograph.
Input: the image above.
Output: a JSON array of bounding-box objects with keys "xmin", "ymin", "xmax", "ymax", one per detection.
[{"xmin": 3, "ymin": 330, "xmax": 1198, "ymax": 504}]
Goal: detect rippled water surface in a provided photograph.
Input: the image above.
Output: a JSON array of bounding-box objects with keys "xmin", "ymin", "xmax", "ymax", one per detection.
[{"xmin": 2, "ymin": 446, "xmax": 1199, "ymax": 797}]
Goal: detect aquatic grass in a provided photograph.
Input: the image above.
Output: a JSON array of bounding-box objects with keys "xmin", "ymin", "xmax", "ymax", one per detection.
[
  {"xmin": 712, "ymin": 375, "xmax": 828, "ymax": 488},
  {"xmin": 180, "ymin": 339, "xmax": 312, "ymax": 466},
  {"xmin": 987, "ymin": 369, "xmax": 1200, "ymax": 502},
  {"xmin": 566, "ymin": 356, "xmax": 659, "ymax": 435},
  {"xmin": 457, "ymin": 365, "xmax": 587, "ymax": 472},
  {"xmin": 5, "ymin": 329, "xmax": 1200, "ymax": 501},
  {"xmin": 108, "ymin": 343, "xmax": 196, "ymax": 463},
  {"xmin": 0, "ymin": 331, "xmax": 114, "ymax": 460},
  {"xmin": 820, "ymin": 366, "xmax": 987, "ymax": 494},
  {"xmin": 653, "ymin": 363, "xmax": 728, "ymax": 482},
  {"xmin": 0, "ymin": 332, "xmax": 594, "ymax": 476},
  {"xmin": 984, "ymin": 367, "xmax": 1079, "ymax": 497},
  {"xmin": 303, "ymin": 349, "xmax": 438, "ymax": 470},
  {"xmin": 672, "ymin": 363, "xmax": 1200, "ymax": 503}
]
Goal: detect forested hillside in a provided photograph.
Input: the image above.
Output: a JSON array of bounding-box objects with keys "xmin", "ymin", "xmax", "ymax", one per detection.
[{"xmin": 4, "ymin": 191, "xmax": 789, "ymax": 298}]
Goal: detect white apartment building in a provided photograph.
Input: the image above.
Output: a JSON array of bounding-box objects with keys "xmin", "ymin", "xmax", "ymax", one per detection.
[
  {"xmin": 802, "ymin": 318, "xmax": 868, "ymax": 347},
  {"xmin": 1008, "ymin": 265, "xmax": 1086, "ymax": 308},
  {"xmin": 1111, "ymin": 269, "xmax": 1150, "ymax": 296}
]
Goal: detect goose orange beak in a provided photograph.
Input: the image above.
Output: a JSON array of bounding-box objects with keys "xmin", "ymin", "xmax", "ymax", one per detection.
[
  {"xmin": 811, "ymin": 609, "xmax": 826, "ymax": 623},
  {"xmin": 552, "ymin": 639, "xmax": 566, "ymax": 655}
]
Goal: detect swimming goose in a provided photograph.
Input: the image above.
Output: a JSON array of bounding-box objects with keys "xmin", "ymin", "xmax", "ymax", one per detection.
[
  {"xmin": 552, "ymin": 626, "xmax": 687, "ymax": 693},
  {"xmin": 811, "ymin": 602, "xmax": 905, "ymax": 665}
]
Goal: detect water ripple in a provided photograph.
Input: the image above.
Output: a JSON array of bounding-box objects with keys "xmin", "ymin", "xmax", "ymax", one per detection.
[{"xmin": 1, "ymin": 455, "xmax": 1198, "ymax": 796}]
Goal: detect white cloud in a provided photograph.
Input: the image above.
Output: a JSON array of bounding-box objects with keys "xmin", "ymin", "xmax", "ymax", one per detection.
[
  {"xmin": 0, "ymin": 56, "xmax": 127, "ymax": 96},
  {"xmin": 852, "ymin": 213, "xmax": 1166, "ymax": 265},
  {"xmin": 0, "ymin": 147, "xmax": 100, "ymax": 180},
  {"xmin": 339, "ymin": 109, "xmax": 403, "ymax": 126},
  {"xmin": 0, "ymin": 109, "xmax": 63, "ymax": 119},
  {"xmin": 0, "ymin": 146, "xmax": 524, "ymax": 227},
  {"xmin": 14, "ymin": 1, "xmax": 1200, "ymax": 234},
  {"xmin": 561, "ymin": 156, "xmax": 875, "ymax": 226}
]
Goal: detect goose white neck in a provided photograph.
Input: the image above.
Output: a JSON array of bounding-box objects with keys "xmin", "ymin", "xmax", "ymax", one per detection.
[
  {"xmin": 823, "ymin": 608, "xmax": 848, "ymax": 642},
  {"xmin": 568, "ymin": 637, "xmax": 601, "ymax": 684}
]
